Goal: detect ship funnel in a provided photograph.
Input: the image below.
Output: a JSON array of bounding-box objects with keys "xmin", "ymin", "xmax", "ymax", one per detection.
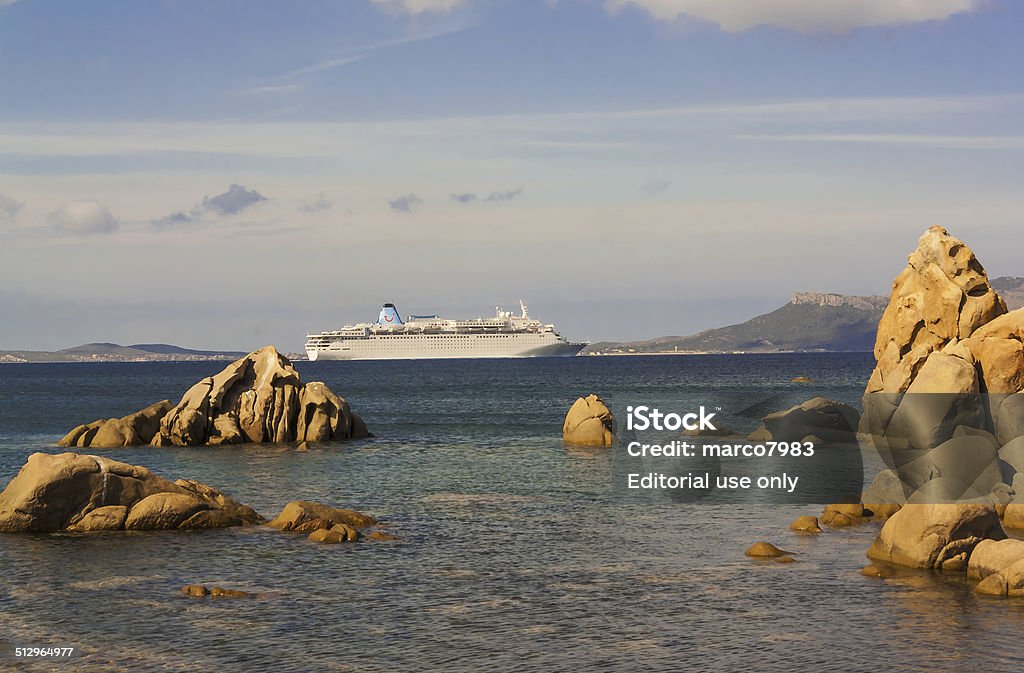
[{"xmin": 377, "ymin": 303, "xmax": 404, "ymax": 326}]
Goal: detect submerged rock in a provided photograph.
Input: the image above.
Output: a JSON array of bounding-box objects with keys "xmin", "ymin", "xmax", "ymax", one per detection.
[
  {"xmin": 562, "ymin": 394, "xmax": 615, "ymax": 446},
  {"xmin": 789, "ymin": 515, "xmax": 822, "ymax": 533},
  {"xmin": 0, "ymin": 452, "xmax": 263, "ymax": 533},
  {"xmin": 181, "ymin": 585, "xmax": 252, "ymax": 598},
  {"xmin": 268, "ymin": 500, "xmax": 377, "ymax": 533},
  {"xmin": 58, "ymin": 346, "xmax": 369, "ymax": 448},
  {"xmin": 744, "ymin": 541, "xmax": 792, "ymax": 558},
  {"xmin": 308, "ymin": 523, "xmax": 360, "ymax": 543}
]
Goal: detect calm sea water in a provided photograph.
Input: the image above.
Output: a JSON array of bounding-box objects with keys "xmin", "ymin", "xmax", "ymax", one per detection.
[{"xmin": 1, "ymin": 354, "xmax": 1022, "ymax": 673}]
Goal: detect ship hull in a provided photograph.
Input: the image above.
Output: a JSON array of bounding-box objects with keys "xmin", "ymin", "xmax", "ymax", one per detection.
[{"xmin": 306, "ymin": 336, "xmax": 584, "ymax": 361}]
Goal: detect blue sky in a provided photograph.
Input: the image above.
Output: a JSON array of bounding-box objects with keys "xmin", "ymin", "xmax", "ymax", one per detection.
[{"xmin": 1, "ymin": 0, "xmax": 1022, "ymax": 349}]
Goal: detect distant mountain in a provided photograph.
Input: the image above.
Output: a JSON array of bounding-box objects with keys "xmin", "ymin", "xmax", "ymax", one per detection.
[
  {"xmin": 588, "ymin": 276, "xmax": 1024, "ymax": 356},
  {"xmin": 586, "ymin": 292, "xmax": 888, "ymax": 355},
  {"xmin": 1, "ymin": 343, "xmax": 246, "ymax": 363},
  {"xmin": 992, "ymin": 276, "xmax": 1024, "ymax": 310}
]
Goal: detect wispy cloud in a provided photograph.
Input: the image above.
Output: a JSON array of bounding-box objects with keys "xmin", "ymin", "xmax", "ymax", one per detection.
[
  {"xmin": 740, "ymin": 134, "xmax": 1024, "ymax": 150},
  {"xmin": 389, "ymin": 193, "xmax": 423, "ymax": 212},
  {"xmin": 485, "ymin": 188, "xmax": 523, "ymax": 202},
  {"xmin": 256, "ymin": 22, "xmax": 472, "ymax": 91},
  {"xmin": 450, "ymin": 193, "xmax": 477, "ymax": 203},
  {"xmin": 371, "ymin": 0, "xmax": 470, "ymax": 14},
  {"xmin": 238, "ymin": 83, "xmax": 306, "ymax": 96},
  {"xmin": 642, "ymin": 178, "xmax": 671, "ymax": 194},
  {"xmin": 300, "ymin": 193, "xmax": 333, "ymax": 213}
]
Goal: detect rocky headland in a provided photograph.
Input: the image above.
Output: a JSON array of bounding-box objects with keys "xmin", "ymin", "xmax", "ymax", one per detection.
[{"xmin": 58, "ymin": 345, "xmax": 368, "ymax": 448}]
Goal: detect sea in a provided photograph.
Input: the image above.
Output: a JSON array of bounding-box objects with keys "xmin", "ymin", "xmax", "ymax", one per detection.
[{"xmin": 1, "ymin": 353, "xmax": 1022, "ymax": 673}]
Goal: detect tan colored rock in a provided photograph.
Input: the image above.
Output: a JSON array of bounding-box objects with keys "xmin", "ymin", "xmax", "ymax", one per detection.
[
  {"xmin": 962, "ymin": 309, "xmax": 1024, "ymax": 394},
  {"xmin": 860, "ymin": 564, "xmax": 894, "ymax": 578},
  {"xmin": 562, "ymin": 394, "xmax": 614, "ymax": 446},
  {"xmin": 210, "ymin": 587, "xmax": 252, "ymax": 598},
  {"xmin": 744, "ymin": 542, "xmax": 791, "ymax": 558},
  {"xmin": 268, "ymin": 500, "xmax": 377, "ymax": 532},
  {"xmin": 976, "ymin": 573, "xmax": 1009, "ymax": 596},
  {"xmin": 0, "ymin": 452, "xmax": 262, "ymax": 532},
  {"xmin": 862, "ymin": 227, "xmax": 1006, "ymax": 445},
  {"xmin": 789, "ymin": 515, "xmax": 822, "ymax": 533},
  {"xmin": 308, "ymin": 523, "xmax": 360, "ymax": 543},
  {"xmin": 1002, "ymin": 504, "xmax": 1024, "ymax": 529},
  {"xmin": 866, "ymin": 503, "xmax": 1005, "ymax": 570},
  {"xmin": 791, "ymin": 376, "xmax": 814, "ymax": 383},
  {"xmin": 59, "ymin": 347, "xmax": 367, "ymax": 449},
  {"xmin": 67, "ymin": 505, "xmax": 128, "ymax": 531},
  {"xmin": 821, "ymin": 503, "xmax": 865, "ymax": 527},
  {"xmin": 181, "ymin": 584, "xmax": 210, "ymax": 597},
  {"xmin": 967, "ymin": 539, "xmax": 1024, "ymax": 580},
  {"xmin": 867, "ymin": 503, "xmax": 902, "ymax": 520},
  {"xmin": 747, "ymin": 425, "xmax": 772, "ymax": 442},
  {"xmin": 369, "ymin": 530, "xmax": 399, "ymax": 541},
  {"xmin": 58, "ymin": 400, "xmax": 172, "ymax": 449}
]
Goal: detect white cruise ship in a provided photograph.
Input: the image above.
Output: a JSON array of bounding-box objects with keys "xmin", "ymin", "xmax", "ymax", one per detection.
[{"xmin": 305, "ymin": 301, "xmax": 586, "ymax": 361}]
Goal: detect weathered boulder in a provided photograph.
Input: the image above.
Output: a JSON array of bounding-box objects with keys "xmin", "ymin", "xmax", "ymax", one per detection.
[
  {"xmin": 883, "ymin": 347, "xmax": 986, "ymax": 450},
  {"xmin": 992, "ymin": 392, "xmax": 1024, "ymax": 445},
  {"xmin": 744, "ymin": 541, "xmax": 792, "ymax": 558},
  {"xmin": 58, "ymin": 400, "xmax": 172, "ymax": 448},
  {"xmin": 308, "ymin": 523, "xmax": 360, "ymax": 543},
  {"xmin": 761, "ymin": 397, "xmax": 859, "ymax": 443},
  {"xmin": 59, "ymin": 346, "xmax": 368, "ymax": 448},
  {"xmin": 562, "ymin": 394, "xmax": 615, "ymax": 446},
  {"xmin": 0, "ymin": 452, "xmax": 262, "ymax": 532},
  {"xmin": 267, "ymin": 500, "xmax": 377, "ymax": 533},
  {"xmin": 821, "ymin": 503, "xmax": 866, "ymax": 527},
  {"xmin": 866, "ymin": 503, "xmax": 1005, "ymax": 570},
  {"xmin": 967, "ymin": 538, "xmax": 1024, "ymax": 580},
  {"xmin": 862, "ymin": 469, "xmax": 910, "ymax": 506},
  {"xmin": 789, "ymin": 515, "xmax": 822, "ymax": 533},
  {"xmin": 894, "ymin": 431, "xmax": 1003, "ymax": 496}
]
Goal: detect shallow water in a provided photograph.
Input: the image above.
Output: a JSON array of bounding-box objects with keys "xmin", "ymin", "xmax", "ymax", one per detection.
[{"xmin": 1, "ymin": 354, "xmax": 1022, "ymax": 672}]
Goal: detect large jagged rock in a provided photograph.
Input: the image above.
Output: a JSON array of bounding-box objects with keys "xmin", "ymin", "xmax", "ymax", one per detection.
[
  {"xmin": 562, "ymin": 394, "xmax": 615, "ymax": 446},
  {"xmin": 866, "ymin": 503, "xmax": 1006, "ymax": 570},
  {"xmin": 59, "ymin": 346, "xmax": 369, "ymax": 448},
  {"xmin": 58, "ymin": 400, "xmax": 172, "ymax": 448},
  {"xmin": 859, "ymin": 227, "xmax": 1024, "ymax": 517},
  {"xmin": 761, "ymin": 397, "xmax": 859, "ymax": 443},
  {"xmin": 0, "ymin": 452, "xmax": 263, "ymax": 532},
  {"xmin": 862, "ymin": 226, "xmax": 1007, "ymax": 446}
]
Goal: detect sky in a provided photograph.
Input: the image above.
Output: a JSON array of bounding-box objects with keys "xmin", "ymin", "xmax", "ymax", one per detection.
[{"xmin": 1, "ymin": 0, "xmax": 1022, "ymax": 350}]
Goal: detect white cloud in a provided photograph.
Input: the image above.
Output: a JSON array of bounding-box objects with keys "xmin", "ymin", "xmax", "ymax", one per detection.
[
  {"xmin": 605, "ymin": 0, "xmax": 979, "ymax": 33},
  {"xmin": 47, "ymin": 200, "xmax": 118, "ymax": 235},
  {"xmin": 372, "ymin": 0, "xmax": 469, "ymax": 14},
  {"xmin": 0, "ymin": 192, "xmax": 23, "ymax": 220}
]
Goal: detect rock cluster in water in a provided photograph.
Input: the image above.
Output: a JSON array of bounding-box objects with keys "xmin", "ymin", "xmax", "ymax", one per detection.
[
  {"xmin": 0, "ymin": 452, "xmax": 263, "ymax": 532},
  {"xmin": 268, "ymin": 500, "xmax": 382, "ymax": 543},
  {"xmin": 58, "ymin": 345, "xmax": 369, "ymax": 448},
  {"xmin": 858, "ymin": 226, "xmax": 1024, "ymax": 509},
  {"xmin": 562, "ymin": 394, "xmax": 615, "ymax": 446},
  {"xmin": 840, "ymin": 227, "xmax": 1024, "ymax": 597}
]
